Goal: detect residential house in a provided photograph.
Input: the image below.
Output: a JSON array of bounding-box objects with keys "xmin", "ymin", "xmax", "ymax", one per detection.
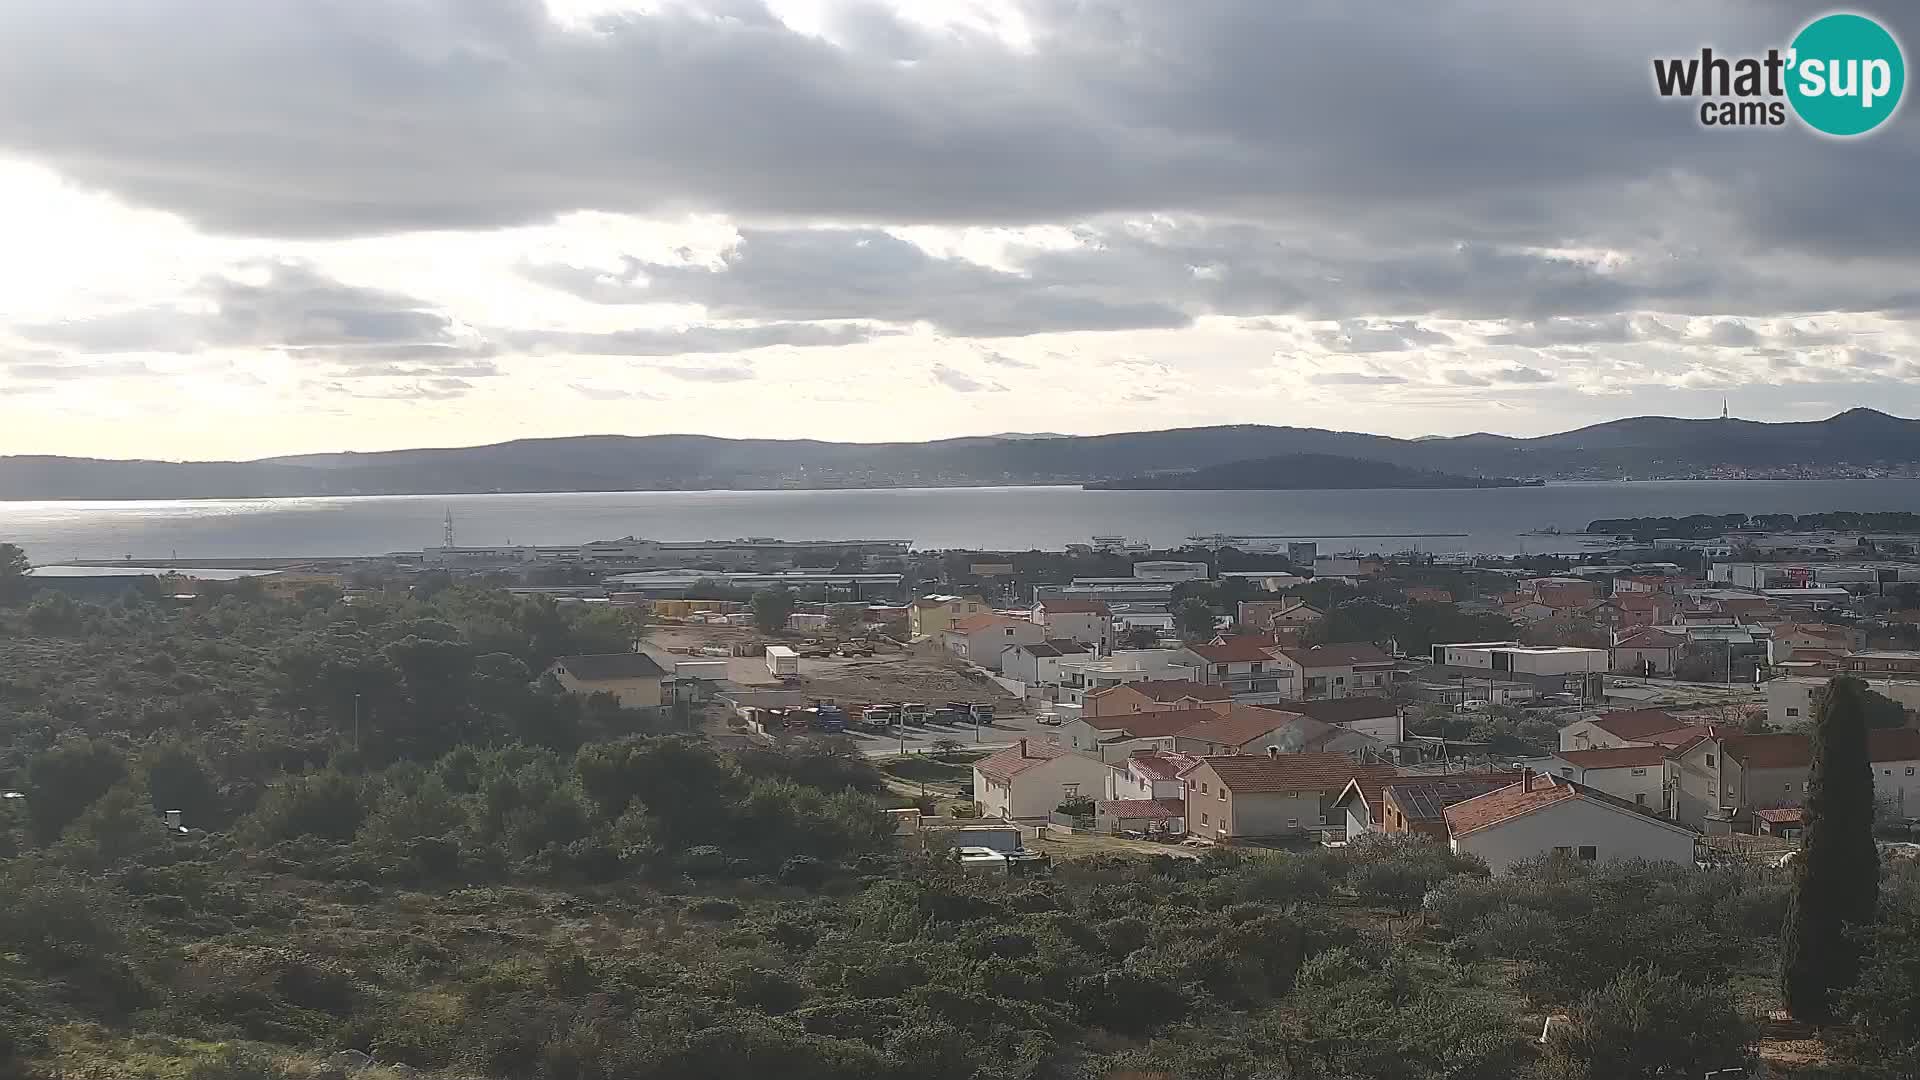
[
  {"xmin": 1284, "ymin": 696, "xmax": 1405, "ymax": 742},
  {"xmin": 1270, "ymin": 643, "xmax": 1397, "ymax": 700},
  {"xmin": 942, "ymin": 614, "xmax": 1048, "ymax": 671},
  {"xmin": 1611, "ymin": 627, "xmax": 1687, "ymax": 676},
  {"xmin": 1060, "ymin": 708, "xmax": 1222, "ymax": 762},
  {"xmin": 1768, "ymin": 623, "xmax": 1865, "ymax": 665},
  {"xmin": 971, "ymin": 739, "xmax": 1117, "ymax": 821},
  {"xmin": 1523, "ymin": 577, "xmax": 1601, "ymax": 609},
  {"xmin": 1403, "ymin": 587, "xmax": 1454, "ymax": 604},
  {"xmin": 1000, "ymin": 639, "xmax": 1091, "ymax": 685},
  {"xmin": 1589, "ymin": 593, "xmax": 1671, "ymax": 633},
  {"xmin": 1615, "ymin": 573, "xmax": 1694, "ymax": 596},
  {"xmin": 1031, "ymin": 598, "xmax": 1114, "ymax": 649},
  {"xmin": 1377, "ymin": 774, "xmax": 1523, "ymax": 840},
  {"xmin": 1667, "ymin": 727, "xmax": 1920, "ymax": 829},
  {"xmin": 1331, "ymin": 771, "xmax": 1400, "ymax": 841},
  {"xmin": 1236, "ymin": 600, "xmax": 1324, "ymax": 637},
  {"xmin": 1185, "ymin": 636, "xmax": 1292, "ymax": 696},
  {"xmin": 1548, "ymin": 746, "xmax": 1669, "ymax": 811},
  {"xmin": 1173, "ymin": 707, "xmax": 1382, "ymax": 759},
  {"xmin": 1557, "ymin": 708, "xmax": 1685, "ymax": 751},
  {"xmin": 1766, "ymin": 673, "xmax": 1920, "ymax": 729},
  {"xmin": 1105, "ymin": 750, "xmax": 1201, "ymax": 802},
  {"xmin": 1093, "ymin": 797, "xmax": 1186, "ymax": 835},
  {"xmin": 1443, "ymin": 772, "xmax": 1698, "ymax": 872},
  {"xmin": 1083, "ymin": 679, "xmax": 1232, "ymax": 717},
  {"xmin": 548, "ymin": 653, "xmax": 668, "ymax": 709},
  {"xmin": 1183, "ymin": 752, "xmax": 1399, "ymax": 841},
  {"xmin": 908, "ymin": 594, "xmax": 988, "ymax": 639}
]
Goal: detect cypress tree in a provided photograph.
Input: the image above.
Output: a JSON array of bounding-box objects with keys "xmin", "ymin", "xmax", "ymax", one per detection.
[{"xmin": 1780, "ymin": 676, "xmax": 1880, "ymax": 1023}]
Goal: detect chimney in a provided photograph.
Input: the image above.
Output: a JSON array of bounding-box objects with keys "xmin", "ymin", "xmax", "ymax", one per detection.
[
  {"xmin": 1519, "ymin": 767, "xmax": 1532, "ymax": 790},
  {"xmin": 1019, "ymin": 737, "xmax": 1028, "ymax": 757},
  {"xmin": 1266, "ymin": 745, "xmax": 1280, "ymax": 758},
  {"xmin": 163, "ymin": 809, "xmax": 184, "ymax": 830}
]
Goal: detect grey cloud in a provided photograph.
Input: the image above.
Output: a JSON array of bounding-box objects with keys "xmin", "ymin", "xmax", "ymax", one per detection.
[
  {"xmin": 979, "ymin": 351, "xmax": 1036, "ymax": 369},
  {"xmin": 570, "ymin": 383, "xmax": 661, "ymax": 401},
  {"xmin": 8, "ymin": 358, "xmax": 160, "ymax": 379},
  {"xmin": 931, "ymin": 364, "xmax": 1005, "ymax": 393},
  {"xmin": 14, "ymin": 262, "xmax": 491, "ymax": 374},
  {"xmin": 1308, "ymin": 372, "xmax": 1408, "ymax": 386},
  {"xmin": 1493, "ymin": 365, "xmax": 1555, "ymax": 384},
  {"xmin": 1313, "ymin": 320, "xmax": 1453, "ymax": 353},
  {"xmin": 503, "ymin": 321, "xmax": 877, "ymax": 356},
  {"xmin": 531, "ymin": 229, "xmax": 1191, "ymax": 337},
  {"xmin": 1701, "ymin": 320, "xmax": 1758, "ymax": 347},
  {"xmin": 1442, "ymin": 370, "xmax": 1492, "ymax": 387},
  {"xmin": 656, "ymin": 363, "xmax": 756, "ymax": 382}
]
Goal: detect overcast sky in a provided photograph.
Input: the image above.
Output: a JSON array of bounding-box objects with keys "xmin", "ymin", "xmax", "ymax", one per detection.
[{"xmin": 1, "ymin": 0, "xmax": 1917, "ymax": 459}]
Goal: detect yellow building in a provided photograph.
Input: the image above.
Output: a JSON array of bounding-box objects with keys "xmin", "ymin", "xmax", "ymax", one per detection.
[{"xmin": 908, "ymin": 593, "xmax": 988, "ymax": 639}]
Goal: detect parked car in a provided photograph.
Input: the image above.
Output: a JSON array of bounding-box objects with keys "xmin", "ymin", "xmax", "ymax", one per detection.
[{"xmin": 1036, "ymin": 713, "xmax": 1062, "ymax": 726}]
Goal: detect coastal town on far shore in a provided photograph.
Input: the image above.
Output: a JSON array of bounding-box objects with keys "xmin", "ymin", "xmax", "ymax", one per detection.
[{"xmin": 24, "ymin": 518, "xmax": 1920, "ymax": 870}]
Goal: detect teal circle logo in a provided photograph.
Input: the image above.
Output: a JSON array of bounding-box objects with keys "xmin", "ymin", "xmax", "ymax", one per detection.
[{"xmin": 1787, "ymin": 13, "xmax": 1905, "ymax": 136}]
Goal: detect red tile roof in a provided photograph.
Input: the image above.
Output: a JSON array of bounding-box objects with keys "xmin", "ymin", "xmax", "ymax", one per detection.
[
  {"xmin": 1755, "ymin": 807, "xmax": 1804, "ymax": 824},
  {"xmin": 1178, "ymin": 707, "xmax": 1319, "ymax": 751},
  {"xmin": 1039, "ymin": 598, "xmax": 1111, "ymax": 615},
  {"xmin": 1589, "ymin": 709, "xmax": 1685, "ymax": 741},
  {"xmin": 1446, "ymin": 773, "xmax": 1695, "ymax": 839},
  {"xmin": 1085, "ymin": 707, "xmax": 1221, "ymax": 739},
  {"xmin": 973, "ymin": 740, "xmax": 1073, "ymax": 783},
  {"xmin": 1554, "ymin": 746, "xmax": 1670, "ymax": 769},
  {"xmin": 1097, "ymin": 798, "xmax": 1185, "ymax": 820},
  {"xmin": 1275, "ymin": 643, "xmax": 1394, "ymax": 668},
  {"xmin": 1126, "ymin": 751, "xmax": 1202, "ymax": 781},
  {"xmin": 1281, "ymin": 696, "xmax": 1398, "ymax": 725},
  {"xmin": 1332, "ymin": 772, "xmax": 1399, "ymax": 825},
  {"xmin": 1200, "ymin": 753, "xmax": 1398, "ymax": 795},
  {"xmin": 1189, "ymin": 636, "xmax": 1280, "ymax": 663},
  {"xmin": 1126, "ymin": 679, "xmax": 1231, "ymax": 702},
  {"xmin": 1442, "ymin": 774, "xmax": 1581, "ymax": 836},
  {"xmin": 1614, "ymin": 628, "xmax": 1686, "ymax": 650},
  {"xmin": 1643, "ymin": 723, "xmax": 1715, "ymax": 748}
]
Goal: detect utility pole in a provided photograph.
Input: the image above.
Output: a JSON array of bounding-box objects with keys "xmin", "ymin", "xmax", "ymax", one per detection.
[{"xmin": 353, "ymin": 693, "xmax": 363, "ymax": 754}]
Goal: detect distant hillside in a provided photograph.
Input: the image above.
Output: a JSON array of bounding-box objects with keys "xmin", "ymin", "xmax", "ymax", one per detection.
[
  {"xmin": 2, "ymin": 409, "xmax": 1917, "ymax": 500},
  {"xmin": 1084, "ymin": 453, "xmax": 1529, "ymax": 490}
]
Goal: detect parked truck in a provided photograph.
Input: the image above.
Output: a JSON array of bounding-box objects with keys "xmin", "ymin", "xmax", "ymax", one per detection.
[{"xmin": 765, "ymin": 645, "xmax": 800, "ymax": 678}]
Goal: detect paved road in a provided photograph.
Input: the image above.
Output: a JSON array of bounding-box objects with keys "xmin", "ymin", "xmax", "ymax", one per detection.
[{"xmin": 849, "ymin": 708, "xmax": 1065, "ymax": 757}]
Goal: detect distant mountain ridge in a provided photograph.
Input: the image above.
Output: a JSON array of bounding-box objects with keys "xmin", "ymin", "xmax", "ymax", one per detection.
[
  {"xmin": 1083, "ymin": 453, "xmax": 1531, "ymax": 490},
  {"xmin": 2, "ymin": 409, "xmax": 1916, "ymax": 500}
]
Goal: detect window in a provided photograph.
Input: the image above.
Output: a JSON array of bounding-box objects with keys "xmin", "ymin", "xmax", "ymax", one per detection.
[
  {"xmin": 1218, "ymin": 789, "xmax": 1226, "ymax": 801},
  {"xmin": 1706, "ymin": 754, "xmax": 1715, "ymax": 767},
  {"xmin": 1630, "ymin": 768, "xmax": 1647, "ymax": 777},
  {"xmin": 1335, "ymin": 676, "xmax": 1345, "ymax": 685},
  {"xmin": 1635, "ymin": 793, "xmax": 1648, "ymax": 806},
  {"xmin": 1062, "ymin": 783, "xmax": 1079, "ymax": 798},
  {"xmin": 1201, "ymin": 782, "xmax": 1209, "ymax": 794},
  {"xmin": 1286, "ymin": 818, "xmax": 1299, "ymax": 829},
  {"xmin": 1787, "ymin": 783, "xmax": 1794, "ymax": 792},
  {"xmin": 1201, "ymin": 812, "xmax": 1209, "ymax": 825},
  {"xmin": 1908, "ymin": 767, "xmax": 1915, "ymax": 776},
  {"xmin": 1578, "ymin": 846, "xmax": 1598, "ymax": 861},
  {"xmin": 1552, "ymin": 845, "xmax": 1573, "ymax": 857},
  {"xmin": 1319, "ymin": 814, "xmax": 1329, "ymax": 826},
  {"xmin": 1786, "ymin": 707, "xmax": 1800, "ymax": 717}
]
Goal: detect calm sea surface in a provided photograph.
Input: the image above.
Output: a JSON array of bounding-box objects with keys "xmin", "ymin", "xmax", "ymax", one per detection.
[{"xmin": 6, "ymin": 480, "xmax": 1920, "ymax": 563}]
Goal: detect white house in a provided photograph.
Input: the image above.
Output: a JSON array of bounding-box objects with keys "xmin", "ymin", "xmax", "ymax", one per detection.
[
  {"xmin": 943, "ymin": 615, "xmax": 1049, "ymax": 672},
  {"xmin": 1556, "ymin": 709, "xmax": 1686, "ymax": 752},
  {"xmin": 971, "ymin": 739, "xmax": 1116, "ymax": 821},
  {"xmin": 1289, "ymin": 697, "xmax": 1405, "ymax": 743},
  {"xmin": 1059, "ymin": 708, "xmax": 1217, "ymax": 762},
  {"xmin": 1030, "ymin": 598, "xmax": 1114, "ymax": 649},
  {"xmin": 999, "ymin": 639, "xmax": 1091, "ymax": 686},
  {"xmin": 1105, "ymin": 750, "xmax": 1199, "ymax": 802},
  {"xmin": 1611, "ymin": 628, "xmax": 1687, "ymax": 676},
  {"xmin": 1443, "ymin": 772, "xmax": 1697, "ymax": 873},
  {"xmin": 1270, "ymin": 643, "xmax": 1397, "ymax": 700},
  {"xmin": 1547, "ymin": 746, "xmax": 1669, "ymax": 812}
]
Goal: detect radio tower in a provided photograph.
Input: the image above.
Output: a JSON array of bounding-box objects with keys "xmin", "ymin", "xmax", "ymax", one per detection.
[
  {"xmin": 1721, "ymin": 398, "xmax": 1730, "ymax": 421},
  {"xmin": 443, "ymin": 509, "xmax": 455, "ymax": 549}
]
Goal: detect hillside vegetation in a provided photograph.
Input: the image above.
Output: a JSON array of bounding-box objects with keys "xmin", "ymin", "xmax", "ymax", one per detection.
[{"xmin": 0, "ymin": 569, "xmax": 1915, "ymax": 1079}]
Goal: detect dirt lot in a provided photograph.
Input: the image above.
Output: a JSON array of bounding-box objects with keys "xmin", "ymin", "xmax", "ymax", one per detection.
[{"xmin": 646, "ymin": 623, "xmax": 1023, "ymax": 714}]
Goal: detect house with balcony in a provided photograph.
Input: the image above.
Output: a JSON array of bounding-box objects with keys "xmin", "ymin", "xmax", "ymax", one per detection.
[
  {"xmin": 1270, "ymin": 643, "xmax": 1396, "ymax": 700},
  {"xmin": 1031, "ymin": 598, "xmax": 1114, "ymax": 649},
  {"xmin": 1182, "ymin": 636, "xmax": 1293, "ymax": 698}
]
